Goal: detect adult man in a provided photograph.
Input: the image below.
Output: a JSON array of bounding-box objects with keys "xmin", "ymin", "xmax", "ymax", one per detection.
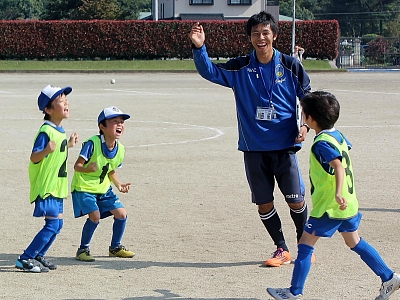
[{"xmin": 189, "ymin": 11, "xmax": 311, "ymax": 267}]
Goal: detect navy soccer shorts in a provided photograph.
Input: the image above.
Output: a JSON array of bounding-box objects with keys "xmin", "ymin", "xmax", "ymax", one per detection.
[{"xmin": 244, "ymin": 151, "xmax": 305, "ymax": 205}]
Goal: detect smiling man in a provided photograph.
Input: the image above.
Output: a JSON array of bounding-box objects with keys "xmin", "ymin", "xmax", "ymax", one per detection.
[{"xmin": 189, "ymin": 11, "xmax": 312, "ymax": 267}]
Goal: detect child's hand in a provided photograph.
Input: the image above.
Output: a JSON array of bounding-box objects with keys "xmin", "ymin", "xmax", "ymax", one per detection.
[
  {"xmin": 46, "ymin": 141, "xmax": 57, "ymax": 154},
  {"xmin": 86, "ymin": 162, "xmax": 98, "ymax": 172},
  {"xmin": 336, "ymin": 195, "xmax": 347, "ymax": 210},
  {"xmin": 68, "ymin": 132, "xmax": 79, "ymax": 148},
  {"xmin": 295, "ymin": 126, "xmax": 308, "ymax": 143},
  {"xmin": 118, "ymin": 183, "xmax": 131, "ymax": 193}
]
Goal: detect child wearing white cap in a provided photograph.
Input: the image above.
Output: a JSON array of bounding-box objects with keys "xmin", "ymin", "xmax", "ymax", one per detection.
[
  {"xmin": 16, "ymin": 84, "xmax": 79, "ymax": 273},
  {"xmin": 71, "ymin": 106, "xmax": 134, "ymax": 261}
]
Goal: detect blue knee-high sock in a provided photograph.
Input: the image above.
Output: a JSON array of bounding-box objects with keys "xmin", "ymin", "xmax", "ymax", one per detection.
[
  {"xmin": 111, "ymin": 217, "xmax": 127, "ymax": 249},
  {"xmin": 351, "ymin": 238, "xmax": 393, "ymax": 282},
  {"xmin": 290, "ymin": 244, "xmax": 314, "ymax": 296},
  {"xmin": 38, "ymin": 218, "xmax": 64, "ymax": 257},
  {"xmin": 20, "ymin": 218, "xmax": 59, "ymax": 260},
  {"xmin": 80, "ymin": 218, "xmax": 99, "ymax": 249}
]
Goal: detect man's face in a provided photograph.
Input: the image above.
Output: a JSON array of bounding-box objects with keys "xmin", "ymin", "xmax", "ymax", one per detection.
[{"xmin": 250, "ymin": 23, "xmax": 277, "ymax": 58}]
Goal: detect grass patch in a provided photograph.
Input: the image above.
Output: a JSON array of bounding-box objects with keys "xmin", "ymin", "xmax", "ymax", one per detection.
[{"xmin": 0, "ymin": 58, "xmax": 336, "ymax": 71}]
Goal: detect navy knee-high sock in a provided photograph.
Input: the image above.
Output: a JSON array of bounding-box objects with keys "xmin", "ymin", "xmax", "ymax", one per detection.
[
  {"xmin": 20, "ymin": 218, "xmax": 59, "ymax": 259},
  {"xmin": 290, "ymin": 244, "xmax": 314, "ymax": 296},
  {"xmin": 259, "ymin": 207, "xmax": 287, "ymax": 251},
  {"xmin": 38, "ymin": 218, "xmax": 64, "ymax": 257},
  {"xmin": 351, "ymin": 238, "xmax": 394, "ymax": 282},
  {"xmin": 80, "ymin": 218, "xmax": 99, "ymax": 249},
  {"xmin": 111, "ymin": 217, "xmax": 127, "ymax": 249},
  {"xmin": 290, "ymin": 203, "xmax": 308, "ymax": 243}
]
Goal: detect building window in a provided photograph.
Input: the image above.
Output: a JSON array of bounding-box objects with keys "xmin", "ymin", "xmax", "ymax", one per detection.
[
  {"xmin": 228, "ymin": 0, "xmax": 252, "ymax": 4},
  {"xmin": 189, "ymin": 0, "xmax": 214, "ymax": 5}
]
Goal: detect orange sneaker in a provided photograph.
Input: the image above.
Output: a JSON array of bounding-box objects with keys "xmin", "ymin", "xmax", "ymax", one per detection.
[
  {"xmin": 265, "ymin": 248, "xmax": 292, "ymax": 267},
  {"xmin": 311, "ymin": 252, "xmax": 316, "ymax": 264}
]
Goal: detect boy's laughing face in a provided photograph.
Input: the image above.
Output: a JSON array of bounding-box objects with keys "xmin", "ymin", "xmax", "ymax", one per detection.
[{"xmin": 101, "ymin": 116, "xmax": 126, "ymax": 139}]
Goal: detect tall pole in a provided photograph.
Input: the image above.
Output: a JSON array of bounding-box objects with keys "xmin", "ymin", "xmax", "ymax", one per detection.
[
  {"xmin": 154, "ymin": 0, "xmax": 158, "ymax": 21},
  {"xmin": 291, "ymin": 0, "xmax": 296, "ymax": 55}
]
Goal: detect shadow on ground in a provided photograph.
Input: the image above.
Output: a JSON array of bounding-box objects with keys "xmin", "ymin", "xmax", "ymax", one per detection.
[
  {"xmin": 0, "ymin": 253, "xmax": 262, "ymax": 272},
  {"xmin": 64, "ymin": 288, "xmax": 259, "ymax": 299}
]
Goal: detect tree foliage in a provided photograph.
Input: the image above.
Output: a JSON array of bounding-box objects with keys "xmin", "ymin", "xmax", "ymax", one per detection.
[
  {"xmin": 279, "ymin": 0, "xmax": 315, "ymax": 20},
  {"xmin": 0, "ymin": 0, "xmax": 153, "ymax": 20},
  {"xmin": 77, "ymin": 0, "xmax": 121, "ymax": 20}
]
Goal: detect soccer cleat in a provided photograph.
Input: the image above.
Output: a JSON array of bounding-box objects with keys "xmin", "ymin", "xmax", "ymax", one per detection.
[
  {"xmin": 35, "ymin": 256, "xmax": 57, "ymax": 270},
  {"xmin": 15, "ymin": 257, "xmax": 48, "ymax": 273},
  {"xmin": 265, "ymin": 248, "xmax": 291, "ymax": 267},
  {"xmin": 267, "ymin": 287, "xmax": 302, "ymax": 299},
  {"xmin": 375, "ymin": 273, "xmax": 400, "ymax": 300},
  {"xmin": 109, "ymin": 245, "xmax": 135, "ymax": 258},
  {"xmin": 311, "ymin": 252, "xmax": 316, "ymax": 264},
  {"xmin": 76, "ymin": 248, "xmax": 95, "ymax": 262}
]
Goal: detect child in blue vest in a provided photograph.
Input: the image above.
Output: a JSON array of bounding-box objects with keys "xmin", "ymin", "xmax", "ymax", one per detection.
[
  {"xmin": 16, "ymin": 85, "xmax": 78, "ymax": 272},
  {"xmin": 267, "ymin": 91, "xmax": 400, "ymax": 300},
  {"xmin": 71, "ymin": 106, "xmax": 134, "ymax": 262}
]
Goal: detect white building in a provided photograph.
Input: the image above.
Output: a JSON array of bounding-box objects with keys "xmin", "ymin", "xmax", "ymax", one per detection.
[{"xmin": 151, "ymin": 0, "xmax": 279, "ymax": 22}]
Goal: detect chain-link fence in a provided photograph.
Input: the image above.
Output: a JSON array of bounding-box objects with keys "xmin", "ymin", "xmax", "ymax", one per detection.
[{"xmin": 336, "ymin": 37, "xmax": 400, "ymax": 69}]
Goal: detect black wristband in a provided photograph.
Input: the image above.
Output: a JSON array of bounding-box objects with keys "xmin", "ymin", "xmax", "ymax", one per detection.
[{"xmin": 301, "ymin": 124, "xmax": 310, "ymax": 132}]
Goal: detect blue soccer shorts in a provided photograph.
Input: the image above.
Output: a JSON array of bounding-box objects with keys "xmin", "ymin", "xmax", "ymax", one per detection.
[
  {"xmin": 72, "ymin": 186, "xmax": 124, "ymax": 219},
  {"xmin": 304, "ymin": 212, "xmax": 362, "ymax": 237},
  {"xmin": 33, "ymin": 196, "xmax": 64, "ymax": 218}
]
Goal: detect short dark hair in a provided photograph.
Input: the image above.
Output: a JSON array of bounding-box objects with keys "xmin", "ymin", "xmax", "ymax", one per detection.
[
  {"xmin": 246, "ymin": 11, "xmax": 278, "ymax": 36},
  {"xmin": 43, "ymin": 99, "xmax": 54, "ymax": 121},
  {"xmin": 300, "ymin": 91, "xmax": 340, "ymax": 130},
  {"xmin": 99, "ymin": 120, "xmax": 106, "ymax": 135}
]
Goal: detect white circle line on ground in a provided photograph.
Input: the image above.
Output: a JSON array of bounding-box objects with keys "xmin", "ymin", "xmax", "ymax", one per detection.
[
  {"xmin": 1, "ymin": 120, "xmax": 225, "ymax": 152},
  {"xmin": 125, "ymin": 120, "xmax": 224, "ymax": 148}
]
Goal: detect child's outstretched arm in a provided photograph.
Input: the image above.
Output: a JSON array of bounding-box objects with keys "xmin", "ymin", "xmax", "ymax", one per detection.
[
  {"xmin": 108, "ymin": 170, "xmax": 131, "ymax": 193},
  {"xmin": 329, "ymin": 158, "xmax": 348, "ymax": 211},
  {"xmin": 68, "ymin": 132, "xmax": 79, "ymax": 148},
  {"xmin": 30, "ymin": 140, "xmax": 56, "ymax": 163}
]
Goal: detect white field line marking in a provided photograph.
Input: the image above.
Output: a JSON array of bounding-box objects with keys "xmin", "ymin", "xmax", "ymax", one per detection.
[
  {"xmin": 328, "ymin": 89, "xmax": 400, "ymax": 96},
  {"xmin": 125, "ymin": 121, "xmax": 224, "ymax": 148},
  {"xmin": 103, "ymin": 89, "xmax": 170, "ymax": 96},
  {"xmin": 0, "ymin": 90, "xmax": 12, "ymax": 93},
  {"xmin": 1, "ymin": 120, "xmax": 224, "ymax": 152},
  {"xmin": 338, "ymin": 125, "xmax": 400, "ymax": 128}
]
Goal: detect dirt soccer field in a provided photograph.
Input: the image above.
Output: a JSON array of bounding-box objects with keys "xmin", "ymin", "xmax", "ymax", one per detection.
[{"xmin": 0, "ymin": 71, "xmax": 399, "ymax": 300}]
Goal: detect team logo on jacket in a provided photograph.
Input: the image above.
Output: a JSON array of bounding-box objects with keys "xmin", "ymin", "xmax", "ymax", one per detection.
[
  {"xmin": 275, "ymin": 64, "xmax": 284, "ymax": 78},
  {"xmin": 275, "ymin": 64, "xmax": 286, "ymax": 83}
]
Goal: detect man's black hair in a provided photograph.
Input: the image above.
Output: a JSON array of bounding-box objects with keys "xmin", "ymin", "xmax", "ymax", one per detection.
[{"xmin": 246, "ymin": 11, "xmax": 278, "ymax": 36}]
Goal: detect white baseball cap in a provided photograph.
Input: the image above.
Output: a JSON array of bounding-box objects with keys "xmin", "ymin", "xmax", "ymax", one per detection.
[
  {"xmin": 98, "ymin": 106, "xmax": 130, "ymax": 125},
  {"xmin": 38, "ymin": 84, "xmax": 72, "ymax": 112}
]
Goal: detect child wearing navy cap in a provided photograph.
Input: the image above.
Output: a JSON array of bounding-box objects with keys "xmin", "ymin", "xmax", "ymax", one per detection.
[
  {"xmin": 16, "ymin": 84, "xmax": 78, "ymax": 273},
  {"xmin": 71, "ymin": 106, "xmax": 134, "ymax": 262}
]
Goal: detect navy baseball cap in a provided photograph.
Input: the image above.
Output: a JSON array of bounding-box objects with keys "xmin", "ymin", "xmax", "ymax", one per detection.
[
  {"xmin": 98, "ymin": 106, "xmax": 130, "ymax": 125},
  {"xmin": 38, "ymin": 84, "xmax": 72, "ymax": 112}
]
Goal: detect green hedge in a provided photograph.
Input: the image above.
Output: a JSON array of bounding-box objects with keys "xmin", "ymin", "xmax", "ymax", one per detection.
[{"xmin": 0, "ymin": 20, "xmax": 339, "ymax": 60}]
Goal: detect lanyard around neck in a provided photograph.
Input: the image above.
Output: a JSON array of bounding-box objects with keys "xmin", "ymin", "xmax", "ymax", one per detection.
[{"xmin": 257, "ymin": 59, "xmax": 275, "ymax": 108}]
